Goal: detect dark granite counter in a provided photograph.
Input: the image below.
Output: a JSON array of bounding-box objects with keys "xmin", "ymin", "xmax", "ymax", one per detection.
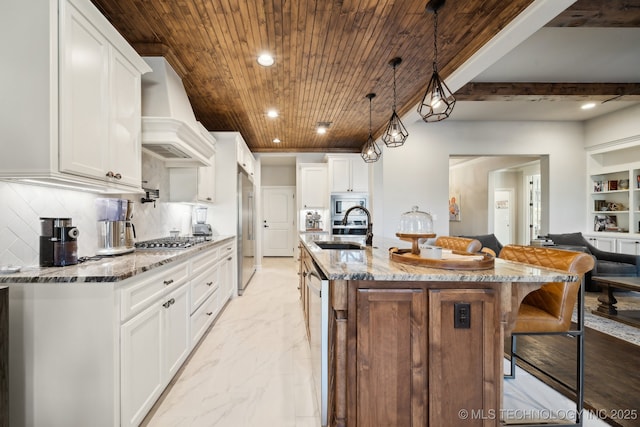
[{"xmin": 0, "ymin": 235, "xmax": 235, "ymax": 284}]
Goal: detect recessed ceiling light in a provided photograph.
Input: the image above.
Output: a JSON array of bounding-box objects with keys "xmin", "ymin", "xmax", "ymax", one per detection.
[
  {"xmin": 257, "ymin": 53, "xmax": 274, "ymax": 67},
  {"xmin": 581, "ymin": 102, "xmax": 596, "ymax": 110},
  {"xmin": 317, "ymin": 122, "xmax": 331, "ymax": 134},
  {"xmin": 273, "ymin": 138, "xmax": 281, "ymax": 143},
  {"xmin": 267, "ymin": 109, "xmax": 278, "ymax": 118}
]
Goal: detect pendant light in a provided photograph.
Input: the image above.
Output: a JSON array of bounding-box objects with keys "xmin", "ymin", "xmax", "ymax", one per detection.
[
  {"xmin": 417, "ymin": 0, "xmax": 456, "ymax": 122},
  {"xmin": 361, "ymin": 93, "xmax": 381, "ymax": 163},
  {"xmin": 382, "ymin": 57, "xmax": 409, "ymax": 147}
]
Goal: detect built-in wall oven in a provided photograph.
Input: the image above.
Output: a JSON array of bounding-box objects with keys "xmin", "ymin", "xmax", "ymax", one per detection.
[
  {"xmin": 306, "ymin": 259, "xmax": 329, "ymax": 427},
  {"xmin": 330, "ymin": 194, "xmax": 368, "ymax": 235}
]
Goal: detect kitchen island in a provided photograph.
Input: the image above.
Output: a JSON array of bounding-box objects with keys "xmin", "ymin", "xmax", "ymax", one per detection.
[
  {"xmin": 299, "ymin": 234, "xmax": 580, "ymax": 427},
  {"xmin": 0, "ymin": 236, "xmax": 236, "ymax": 427}
]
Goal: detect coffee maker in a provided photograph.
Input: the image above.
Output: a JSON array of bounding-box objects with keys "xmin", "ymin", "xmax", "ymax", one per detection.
[
  {"xmin": 40, "ymin": 217, "xmax": 79, "ymax": 267},
  {"xmin": 96, "ymin": 198, "xmax": 135, "ymax": 255}
]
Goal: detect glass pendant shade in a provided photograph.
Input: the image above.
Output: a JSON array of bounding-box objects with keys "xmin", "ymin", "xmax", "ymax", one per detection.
[
  {"xmin": 418, "ymin": 68, "xmax": 456, "ymax": 122},
  {"xmin": 361, "ymin": 92, "xmax": 381, "ymax": 163},
  {"xmin": 361, "ymin": 134, "xmax": 381, "ymax": 163},
  {"xmin": 382, "ymin": 110, "xmax": 409, "ymax": 148},
  {"xmin": 382, "ymin": 57, "xmax": 408, "ymax": 147},
  {"xmin": 418, "ymin": 0, "xmax": 455, "ymax": 122}
]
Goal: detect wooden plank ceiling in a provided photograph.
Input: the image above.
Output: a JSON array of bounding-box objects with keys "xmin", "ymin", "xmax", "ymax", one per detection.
[{"xmin": 90, "ymin": 0, "xmax": 638, "ymax": 153}]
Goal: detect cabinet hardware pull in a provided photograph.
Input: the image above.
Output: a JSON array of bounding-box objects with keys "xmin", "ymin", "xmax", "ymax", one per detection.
[
  {"xmin": 302, "ymin": 271, "xmax": 308, "ymax": 277},
  {"xmin": 105, "ymin": 171, "xmax": 114, "ymax": 178},
  {"xmin": 206, "ymin": 281, "xmax": 213, "ymax": 286},
  {"xmin": 114, "ymin": 173, "xmax": 122, "ymax": 180},
  {"xmin": 164, "ymin": 279, "xmax": 174, "ymax": 286},
  {"xmin": 169, "ymin": 298, "xmax": 175, "ymax": 305},
  {"xmin": 162, "ymin": 300, "xmax": 171, "ymax": 308},
  {"xmin": 206, "ymin": 312, "xmax": 213, "ymax": 316},
  {"xmin": 227, "ymin": 257, "xmax": 232, "ymax": 261}
]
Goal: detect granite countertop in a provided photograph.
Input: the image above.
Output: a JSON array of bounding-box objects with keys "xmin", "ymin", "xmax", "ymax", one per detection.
[
  {"xmin": 299, "ymin": 234, "xmax": 579, "ymax": 282},
  {"xmin": 0, "ymin": 235, "xmax": 235, "ymax": 284}
]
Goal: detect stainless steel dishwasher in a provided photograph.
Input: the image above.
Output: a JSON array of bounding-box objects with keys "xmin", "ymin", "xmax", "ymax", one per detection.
[{"xmin": 307, "ymin": 260, "xmax": 328, "ymax": 427}]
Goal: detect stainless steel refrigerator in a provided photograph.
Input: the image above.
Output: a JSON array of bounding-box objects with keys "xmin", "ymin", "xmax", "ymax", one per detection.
[{"xmin": 237, "ymin": 169, "xmax": 256, "ymax": 294}]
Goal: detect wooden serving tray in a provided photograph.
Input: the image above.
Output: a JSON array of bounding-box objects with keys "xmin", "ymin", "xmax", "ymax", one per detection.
[{"xmin": 389, "ymin": 247, "xmax": 495, "ymax": 270}]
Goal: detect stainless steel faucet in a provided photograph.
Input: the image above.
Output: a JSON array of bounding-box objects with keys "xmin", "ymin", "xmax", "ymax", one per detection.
[{"xmin": 342, "ymin": 206, "xmax": 373, "ymax": 246}]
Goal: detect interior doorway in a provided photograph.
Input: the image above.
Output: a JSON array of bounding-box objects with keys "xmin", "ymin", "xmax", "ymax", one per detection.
[
  {"xmin": 494, "ymin": 189, "xmax": 514, "ymax": 245},
  {"xmin": 262, "ymin": 186, "xmax": 295, "ymax": 257}
]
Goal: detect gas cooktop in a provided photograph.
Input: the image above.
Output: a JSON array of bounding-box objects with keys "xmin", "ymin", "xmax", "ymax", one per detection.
[{"xmin": 134, "ymin": 236, "xmax": 209, "ymax": 250}]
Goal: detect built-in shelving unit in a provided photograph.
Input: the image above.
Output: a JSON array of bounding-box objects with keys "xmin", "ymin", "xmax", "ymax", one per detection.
[{"xmin": 586, "ymin": 141, "xmax": 640, "ymax": 254}]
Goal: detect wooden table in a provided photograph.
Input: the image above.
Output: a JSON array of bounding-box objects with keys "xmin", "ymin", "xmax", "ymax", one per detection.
[{"xmin": 591, "ymin": 276, "xmax": 640, "ymax": 328}]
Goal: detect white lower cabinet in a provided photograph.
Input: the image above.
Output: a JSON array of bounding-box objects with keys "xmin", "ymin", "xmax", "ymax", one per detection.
[
  {"xmin": 617, "ymin": 238, "xmax": 640, "ymax": 255},
  {"xmin": 191, "ymin": 288, "xmax": 220, "ymax": 346},
  {"xmin": 121, "ymin": 278, "xmax": 190, "ymax": 427},
  {"xmin": 584, "ymin": 235, "xmax": 617, "ymax": 252}
]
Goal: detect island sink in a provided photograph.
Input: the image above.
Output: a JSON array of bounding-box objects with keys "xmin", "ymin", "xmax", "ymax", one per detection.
[{"xmin": 314, "ymin": 241, "xmax": 364, "ymax": 250}]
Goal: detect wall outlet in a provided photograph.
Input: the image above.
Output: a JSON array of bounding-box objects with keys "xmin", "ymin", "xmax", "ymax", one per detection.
[{"xmin": 454, "ymin": 302, "xmax": 471, "ymax": 329}]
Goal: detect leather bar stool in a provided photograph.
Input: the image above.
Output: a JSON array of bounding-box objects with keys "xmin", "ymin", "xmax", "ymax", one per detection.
[
  {"xmin": 499, "ymin": 245, "xmax": 595, "ymax": 427},
  {"xmin": 434, "ymin": 236, "xmax": 482, "ymax": 253}
]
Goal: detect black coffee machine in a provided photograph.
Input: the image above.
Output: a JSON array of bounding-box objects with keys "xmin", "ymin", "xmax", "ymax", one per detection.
[{"xmin": 40, "ymin": 217, "xmax": 79, "ymax": 267}]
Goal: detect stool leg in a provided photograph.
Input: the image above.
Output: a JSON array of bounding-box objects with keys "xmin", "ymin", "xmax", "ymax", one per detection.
[{"xmin": 505, "ymin": 335, "xmax": 516, "ymax": 379}]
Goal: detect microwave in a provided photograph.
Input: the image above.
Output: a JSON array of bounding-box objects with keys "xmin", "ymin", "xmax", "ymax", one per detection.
[{"xmin": 331, "ymin": 195, "xmax": 368, "ymax": 218}]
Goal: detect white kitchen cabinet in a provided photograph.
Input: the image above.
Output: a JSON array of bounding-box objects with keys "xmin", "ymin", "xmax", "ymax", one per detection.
[
  {"xmin": 584, "ymin": 235, "xmax": 617, "ymax": 252},
  {"xmin": 120, "ymin": 265, "xmax": 191, "ymax": 427},
  {"xmin": 0, "ymin": 0, "xmax": 150, "ymax": 192},
  {"xmin": 300, "ymin": 163, "xmax": 328, "ymax": 208},
  {"xmin": 59, "ymin": 0, "xmax": 146, "ymax": 189},
  {"xmin": 6, "ymin": 239, "xmax": 235, "ymax": 427},
  {"xmin": 237, "ymin": 136, "xmax": 256, "ymax": 177},
  {"xmin": 617, "ymin": 238, "xmax": 640, "ymax": 255},
  {"xmin": 220, "ymin": 241, "xmax": 237, "ymax": 301},
  {"xmin": 327, "ymin": 154, "xmax": 369, "ymax": 193},
  {"xmin": 168, "ymin": 152, "xmax": 217, "ymax": 203}
]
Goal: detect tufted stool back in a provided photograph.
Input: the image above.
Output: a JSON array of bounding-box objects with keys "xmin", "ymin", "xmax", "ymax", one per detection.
[
  {"xmin": 499, "ymin": 245, "xmax": 595, "ymax": 333},
  {"xmin": 434, "ymin": 236, "xmax": 482, "ymax": 253}
]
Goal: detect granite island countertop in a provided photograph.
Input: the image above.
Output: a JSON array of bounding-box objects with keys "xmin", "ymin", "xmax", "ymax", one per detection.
[
  {"xmin": 299, "ymin": 234, "xmax": 579, "ymax": 283},
  {"xmin": 0, "ymin": 235, "xmax": 235, "ymax": 284}
]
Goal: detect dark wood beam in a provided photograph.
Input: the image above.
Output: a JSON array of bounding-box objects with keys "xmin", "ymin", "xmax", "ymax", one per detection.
[
  {"xmin": 454, "ymin": 82, "xmax": 640, "ymax": 101},
  {"xmin": 546, "ymin": 0, "xmax": 640, "ymax": 27}
]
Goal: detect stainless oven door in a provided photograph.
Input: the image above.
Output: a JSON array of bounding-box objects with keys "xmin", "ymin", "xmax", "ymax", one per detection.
[{"xmin": 307, "ymin": 265, "xmax": 328, "ymax": 427}]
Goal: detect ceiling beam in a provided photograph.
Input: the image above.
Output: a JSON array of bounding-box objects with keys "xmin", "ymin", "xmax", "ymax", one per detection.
[{"xmin": 454, "ymin": 82, "xmax": 640, "ymax": 101}]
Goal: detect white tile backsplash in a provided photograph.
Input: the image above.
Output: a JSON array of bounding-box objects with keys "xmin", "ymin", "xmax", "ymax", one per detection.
[{"xmin": 0, "ymin": 154, "xmax": 210, "ymax": 267}]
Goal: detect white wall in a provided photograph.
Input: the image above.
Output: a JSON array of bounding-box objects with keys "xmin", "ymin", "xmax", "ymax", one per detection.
[
  {"xmin": 585, "ymin": 104, "xmax": 640, "ymax": 148},
  {"xmin": 0, "ymin": 153, "xmax": 195, "ymax": 267},
  {"xmin": 375, "ymin": 118, "xmax": 585, "ymax": 238}
]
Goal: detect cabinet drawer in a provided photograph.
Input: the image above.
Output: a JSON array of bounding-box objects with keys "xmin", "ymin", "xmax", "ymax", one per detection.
[
  {"xmin": 192, "ymin": 248, "xmax": 220, "ymax": 275},
  {"xmin": 191, "ymin": 261, "xmax": 221, "ymax": 313},
  {"xmin": 191, "ymin": 289, "xmax": 219, "ymax": 346},
  {"xmin": 218, "ymin": 242, "xmax": 235, "ymax": 261},
  {"xmin": 120, "ymin": 262, "xmax": 189, "ymax": 321}
]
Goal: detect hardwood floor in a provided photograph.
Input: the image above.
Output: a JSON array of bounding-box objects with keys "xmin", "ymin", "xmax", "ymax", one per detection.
[{"xmin": 508, "ymin": 327, "xmax": 640, "ymax": 427}]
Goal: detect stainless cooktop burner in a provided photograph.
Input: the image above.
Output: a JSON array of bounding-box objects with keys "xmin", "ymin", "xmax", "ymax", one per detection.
[{"xmin": 134, "ymin": 236, "xmax": 208, "ymax": 250}]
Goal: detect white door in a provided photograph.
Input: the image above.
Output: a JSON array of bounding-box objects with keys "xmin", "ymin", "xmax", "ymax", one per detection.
[
  {"xmin": 263, "ymin": 186, "xmax": 295, "ymax": 256},
  {"xmin": 494, "ymin": 189, "xmax": 514, "ymax": 245}
]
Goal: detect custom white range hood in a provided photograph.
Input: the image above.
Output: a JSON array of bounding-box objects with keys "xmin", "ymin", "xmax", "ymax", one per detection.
[{"xmin": 141, "ymin": 57, "xmax": 216, "ymax": 167}]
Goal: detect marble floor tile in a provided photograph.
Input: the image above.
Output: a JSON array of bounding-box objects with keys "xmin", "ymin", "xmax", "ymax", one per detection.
[{"xmin": 145, "ymin": 257, "xmax": 625, "ymax": 426}]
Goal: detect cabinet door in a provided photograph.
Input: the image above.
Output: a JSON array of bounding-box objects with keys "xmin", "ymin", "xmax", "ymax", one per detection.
[
  {"xmin": 428, "ymin": 289, "xmax": 497, "ymax": 426},
  {"xmin": 350, "ymin": 159, "xmax": 369, "ymax": 193},
  {"xmin": 164, "ymin": 283, "xmax": 191, "ymax": 378},
  {"xmin": 59, "ymin": 1, "xmax": 109, "ymax": 179},
  {"xmin": 301, "ymin": 165, "xmax": 328, "ymax": 208},
  {"xmin": 585, "ymin": 235, "xmax": 616, "ymax": 252},
  {"xmin": 356, "ymin": 288, "xmax": 427, "ymax": 426},
  {"xmin": 121, "ymin": 303, "xmax": 163, "ymax": 427},
  {"xmin": 329, "ymin": 158, "xmax": 352, "ymax": 192},
  {"xmin": 109, "ymin": 48, "xmax": 142, "ymax": 188},
  {"xmin": 617, "ymin": 238, "xmax": 640, "ymax": 255},
  {"xmin": 197, "ymin": 155, "xmax": 216, "ymax": 202}
]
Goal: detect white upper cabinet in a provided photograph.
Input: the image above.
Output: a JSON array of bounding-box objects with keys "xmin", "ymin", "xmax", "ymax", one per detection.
[
  {"xmin": 327, "ymin": 154, "xmax": 369, "ymax": 193},
  {"xmin": 168, "ymin": 152, "xmax": 217, "ymax": 203},
  {"xmin": 299, "ymin": 163, "xmax": 328, "ymax": 208},
  {"xmin": 0, "ymin": 0, "xmax": 150, "ymax": 192},
  {"xmin": 237, "ymin": 138, "xmax": 255, "ymax": 177}
]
